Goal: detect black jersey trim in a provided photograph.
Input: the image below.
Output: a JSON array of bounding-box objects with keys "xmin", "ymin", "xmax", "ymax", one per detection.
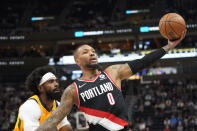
[
  {"xmin": 78, "ymin": 71, "xmax": 101, "ymax": 82},
  {"xmin": 103, "ymin": 70, "xmax": 121, "ymax": 91},
  {"xmin": 55, "ymin": 101, "xmax": 58, "ymax": 107},
  {"xmin": 73, "ymin": 82, "xmax": 80, "ymax": 108}
]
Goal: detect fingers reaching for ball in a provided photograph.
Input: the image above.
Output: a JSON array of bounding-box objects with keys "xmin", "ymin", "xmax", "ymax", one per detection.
[{"xmin": 167, "ymin": 30, "xmax": 187, "ymax": 49}]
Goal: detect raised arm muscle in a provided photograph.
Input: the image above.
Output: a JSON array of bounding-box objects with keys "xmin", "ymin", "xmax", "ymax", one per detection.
[{"xmin": 105, "ymin": 63, "xmax": 133, "ymax": 81}]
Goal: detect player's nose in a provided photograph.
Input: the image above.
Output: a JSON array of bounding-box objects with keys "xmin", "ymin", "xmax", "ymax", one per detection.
[
  {"xmin": 90, "ymin": 51, "xmax": 95, "ymax": 56},
  {"xmin": 54, "ymin": 80, "xmax": 59, "ymax": 87}
]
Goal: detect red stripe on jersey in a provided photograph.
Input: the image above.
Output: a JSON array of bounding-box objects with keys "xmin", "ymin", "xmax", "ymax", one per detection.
[
  {"xmin": 104, "ymin": 70, "xmax": 121, "ymax": 90},
  {"xmin": 79, "ymin": 106, "xmax": 128, "ymax": 126},
  {"xmin": 78, "ymin": 71, "xmax": 101, "ymax": 82},
  {"xmin": 73, "ymin": 82, "xmax": 80, "ymax": 107}
]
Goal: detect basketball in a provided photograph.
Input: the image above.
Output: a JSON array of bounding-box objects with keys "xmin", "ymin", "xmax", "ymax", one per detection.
[{"xmin": 159, "ymin": 13, "xmax": 186, "ymax": 41}]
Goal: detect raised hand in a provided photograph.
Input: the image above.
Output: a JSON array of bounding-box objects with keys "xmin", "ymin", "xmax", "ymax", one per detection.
[{"xmin": 163, "ymin": 30, "xmax": 187, "ymax": 52}]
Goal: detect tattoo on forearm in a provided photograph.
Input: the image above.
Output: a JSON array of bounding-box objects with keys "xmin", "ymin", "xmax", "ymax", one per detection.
[
  {"xmin": 36, "ymin": 85, "xmax": 75, "ymax": 131},
  {"xmin": 63, "ymin": 86, "xmax": 74, "ymax": 99}
]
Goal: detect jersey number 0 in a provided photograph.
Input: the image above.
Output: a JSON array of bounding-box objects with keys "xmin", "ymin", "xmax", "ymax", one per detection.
[{"xmin": 107, "ymin": 93, "xmax": 115, "ymax": 105}]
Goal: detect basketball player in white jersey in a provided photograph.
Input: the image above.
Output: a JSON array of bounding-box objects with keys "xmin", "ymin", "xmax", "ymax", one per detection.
[{"xmin": 13, "ymin": 66, "xmax": 72, "ymax": 131}]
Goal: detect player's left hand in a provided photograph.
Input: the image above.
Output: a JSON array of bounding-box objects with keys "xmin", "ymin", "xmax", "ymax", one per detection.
[{"xmin": 167, "ymin": 30, "xmax": 187, "ymax": 49}]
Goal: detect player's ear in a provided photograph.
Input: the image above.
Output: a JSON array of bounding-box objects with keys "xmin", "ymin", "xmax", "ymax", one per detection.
[
  {"xmin": 75, "ymin": 58, "xmax": 80, "ymax": 66},
  {"xmin": 37, "ymin": 85, "xmax": 43, "ymax": 93}
]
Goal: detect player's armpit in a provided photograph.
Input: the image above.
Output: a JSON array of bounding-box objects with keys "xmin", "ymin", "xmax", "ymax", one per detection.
[{"xmin": 36, "ymin": 84, "xmax": 76, "ymax": 131}]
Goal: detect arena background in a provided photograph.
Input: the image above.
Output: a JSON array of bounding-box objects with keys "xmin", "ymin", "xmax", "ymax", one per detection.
[{"xmin": 0, "ymin": 0, "xmax": 197, "ymax": 130}]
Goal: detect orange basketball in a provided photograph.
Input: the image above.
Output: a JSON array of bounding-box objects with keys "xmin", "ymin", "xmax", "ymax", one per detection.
[{"xmin": 159, "ymin": 13, "xmax": 186, "ymax": 41}]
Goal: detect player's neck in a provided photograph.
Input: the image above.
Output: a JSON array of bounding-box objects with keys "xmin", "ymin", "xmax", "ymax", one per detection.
[
  {"xmin": 81, "ymin": 69, "xmax": 99, "ymax": 80},
  {"xmin": 40, "ymin": 94, "xmax": 54, "ymax": 110}
]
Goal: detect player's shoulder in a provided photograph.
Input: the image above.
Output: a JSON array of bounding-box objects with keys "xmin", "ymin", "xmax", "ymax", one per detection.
[
  {"xmin": 68, "ymin": 82, "xmax": 76, "ymax": 89},
  {"xmin": 19, "ymin": 98, "xmax": 40, "ymax": 112},
  {"xmin": 62, "ymin": 83, "xmax": 77, "ymax": 101},
  {"xmin": 19, "ymin": 98, "xmax": 41, "ymax": 119},
  {"xmin": 105, "ymin": 64, "xmax": 124, "ymax": 72},
  {"xmin": 104, "ymin": 65, "xmax": 118, "ymax": 76},
  {"xmin": 61, "ymin": 83, "xmax": 76, "ymax": 99}
]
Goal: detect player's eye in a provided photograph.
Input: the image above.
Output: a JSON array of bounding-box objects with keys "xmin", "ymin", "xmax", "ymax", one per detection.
[
  {"xmin": 49, "ymin": 80, "xmax": 53, "ymax": 83},
  {"xmin": 83, "ymin": 51, "xmax": 88, "ymax": 54},
  {"xmin": 48, "ymin": 80, "xmax": 54, "ymax": 83}
]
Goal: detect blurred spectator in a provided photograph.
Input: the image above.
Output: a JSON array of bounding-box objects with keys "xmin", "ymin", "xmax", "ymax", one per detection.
[
  {"xmin": 138, "ymin": 118, "xmax": 146, "ymax": 131},
  {"xmin": 145, "ymin": 116, "xmax": 153, "ymax": 128},
  {"xmin": 177, "ymin": 121, "xmax": 184, "ymax": 131},
  {"xmin": 164, "ymin": 117, "xmax": 170, "ymax": 127},
  {"xmin": 163, "ymin": 125, "xmax": 171, "ymax": 131},
  {"xmin": 169, "ymin": 114, "xmax": 177, "ymax": 129}
]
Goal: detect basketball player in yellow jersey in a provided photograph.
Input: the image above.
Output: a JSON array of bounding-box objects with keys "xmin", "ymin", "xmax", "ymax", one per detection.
[{"xmin": 13, "ymin": 66, "xmax": 72, "ymax": 131}]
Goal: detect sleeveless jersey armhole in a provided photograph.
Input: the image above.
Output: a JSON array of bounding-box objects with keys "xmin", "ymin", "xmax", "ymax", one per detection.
[
  {"xmin": 73, "ymin": 82, "xmax": 80, "ymax": 108},
  {"xmin": 103, "ymin": 70, "xmax": 121, "ymax": 91}
]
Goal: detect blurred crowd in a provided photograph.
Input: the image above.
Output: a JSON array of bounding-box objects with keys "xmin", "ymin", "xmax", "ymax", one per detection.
[
  {"xmin": 1, "ymin": 0, "xmax": 197, "ymax": 59},
  {"xmin": 0, "ymin": 83, "xmax": 31, "ymax": 131},
  {"xmin": 130, "ymin": 79, "xmax": 197, "ymax": 131},
  {"xmin": 1, "ymin": 0, "xmax": 197, "ymax": 34}
]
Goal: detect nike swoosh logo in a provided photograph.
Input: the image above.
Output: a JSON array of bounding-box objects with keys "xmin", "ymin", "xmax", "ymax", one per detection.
[{"xmin": 79, "ymin": 83, "xmax": 86, "ymax": 88}]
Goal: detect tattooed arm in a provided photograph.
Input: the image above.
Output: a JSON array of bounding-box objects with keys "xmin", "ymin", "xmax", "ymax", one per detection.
[
  {"xmin": 105, "ymin": 31, "xmax": 186, "ymax": 82},
  {"xmin": 36, "ymin": 84, "xmax": 77, "ymax": 131},
  {"xmin": 105, "ymin": 64, "xmax": 132, "ymax": 82}
]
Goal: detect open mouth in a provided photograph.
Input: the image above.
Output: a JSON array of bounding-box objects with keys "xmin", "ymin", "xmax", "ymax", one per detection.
[{"xmin": 90, "ymin": 57, "xmax": 97, "ymax": 62}]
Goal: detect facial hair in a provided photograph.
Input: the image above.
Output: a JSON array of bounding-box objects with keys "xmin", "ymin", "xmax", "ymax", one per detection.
[
  {"xmin": 86, "ymin": 64, "xmax": 100, "ymax": 70},
  {"xmin": 46, "ymin": 88, "xmax": 61, "ymax": 100}
]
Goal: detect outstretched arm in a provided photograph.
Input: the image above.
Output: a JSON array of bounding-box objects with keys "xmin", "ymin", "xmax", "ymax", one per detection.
[
  {"xmin": 36, "ymin": 84, "xmax": 77, "ymax": 131},
  {"xmin": 105, "ymin": 31, "xmax": 186, "ymax": 81}
]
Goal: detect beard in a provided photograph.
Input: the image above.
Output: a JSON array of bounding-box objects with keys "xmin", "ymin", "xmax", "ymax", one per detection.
[
  {"xmin": 46, "ymin": 88, "xmax": 61, "ymax": 100},
  {"xmin": 86, "ymin": 64, "xmax": 100, "ymax": 70}
]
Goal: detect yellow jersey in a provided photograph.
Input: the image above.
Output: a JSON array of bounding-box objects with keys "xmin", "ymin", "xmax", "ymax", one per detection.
[{"xmin": 13, "ymin": 95, "xmax": 58, "ymax": 131}]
